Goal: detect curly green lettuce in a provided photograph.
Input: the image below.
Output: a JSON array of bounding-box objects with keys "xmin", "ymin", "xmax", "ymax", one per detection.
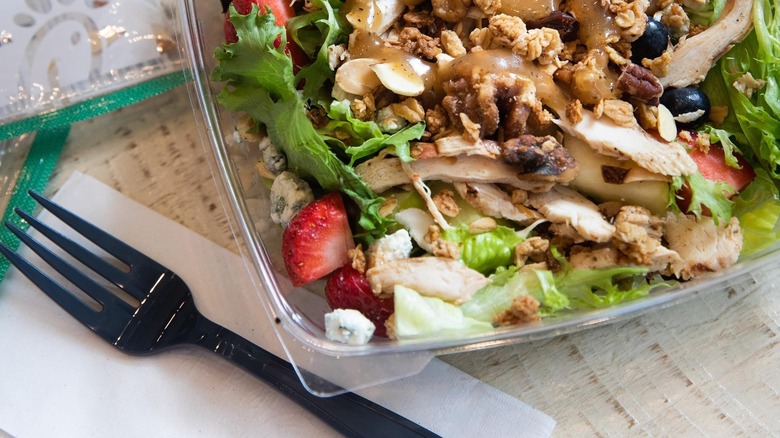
[
  {"xmin": 461, "ymin": 256, "xmax": 664, "ymax": 322},
  {"xmin": 212, "ymin": 4, "xmax": 392, "ymax": 239},
  {"xmin": 702, "ymin": 0, "xmax": 780, "ymax": 179},
  {"xmin": 319, "ymin": 100, "xmax": 425, "ymax": 164},
  {"xmin": 669, "ymin": 172, "xmax": 735, "ymax": 225}
]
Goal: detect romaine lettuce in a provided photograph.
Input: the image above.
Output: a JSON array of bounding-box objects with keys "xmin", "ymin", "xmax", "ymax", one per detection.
[
  {"xmin": 393, "ymin": 285, "xmax": 492, "ymax": 338},
  {"xmin": 733, "ymin": 168, "xmax": 780, "ymax": 255},
  {"xmin": 441, "ymin": 224, "xmax": 525, "ymax": 274}
]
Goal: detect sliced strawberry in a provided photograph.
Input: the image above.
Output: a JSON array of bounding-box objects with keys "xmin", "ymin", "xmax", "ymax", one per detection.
[
  {"xmin": 325, "ymin": 264, "xmax": 394, "ymax": 337},
  {"xmin": 676, "ymin": 131, "xmax": 756, "ymax": 213},
  {"xmin": 689, "ymin": 146, "xmax": 756, "ymax": 192},
  {"xmin": 282, "ymin": 193, "xmax": 354, "ymax": 286},
  {"xmin": 223, "ymin": 0, "xmax": 309, "ymax": 68}
]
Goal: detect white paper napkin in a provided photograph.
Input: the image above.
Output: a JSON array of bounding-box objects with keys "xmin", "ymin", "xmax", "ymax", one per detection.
[{"xmin": 0, "ymin": 172, "xmax": 555, "ymax": 437}]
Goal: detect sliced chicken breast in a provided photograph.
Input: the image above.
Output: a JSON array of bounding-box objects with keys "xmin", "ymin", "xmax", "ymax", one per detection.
[
  {"xmin": 367, "ymin": 257, "xmax": 490, "ymax": 304},
  {"xmin": 528, "ymin": 185, "xmax": 616, "ymax": 242}
]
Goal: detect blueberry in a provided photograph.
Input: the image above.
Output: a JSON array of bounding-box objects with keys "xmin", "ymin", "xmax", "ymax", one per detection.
[
  {"xmin": 631, "ymin": 18, "xmax": 670, "ymax": 63},
  {"xmin": 659, "ymin": 87, "xmax": 711, "ymax": 128}
]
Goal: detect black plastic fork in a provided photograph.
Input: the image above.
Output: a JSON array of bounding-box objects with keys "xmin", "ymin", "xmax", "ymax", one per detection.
[{"xmin": 0, "ymin": 190, "xmax": 439, "ymax": 438}]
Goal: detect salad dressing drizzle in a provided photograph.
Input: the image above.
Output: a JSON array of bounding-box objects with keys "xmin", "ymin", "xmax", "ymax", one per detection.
[
  {"xmin": 349, "ymin": 30, "xmax": 437, "ymax": 99},
  {"xmin": 343, "ymin": 0, "xmax": 385, "ymax": 32},
  {"xmin": 441, "ymin": 49, "xmax": 571, "ymax": 114},
  {"xmin": 499, "ymin": 0, "xmax": 561, "ymax": 21},
  {"xmin": 566, "ymin": 0, "xmax": 618, "ymax": 49}
]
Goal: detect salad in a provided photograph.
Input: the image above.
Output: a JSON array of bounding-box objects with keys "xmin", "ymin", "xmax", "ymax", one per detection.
[{"xmin": 213, "ymin": 0, "xmax": 780, "ymax": 344}]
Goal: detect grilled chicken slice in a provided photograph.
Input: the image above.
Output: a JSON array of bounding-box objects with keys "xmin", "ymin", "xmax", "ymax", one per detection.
[
  {"xmin": 453, "ymin": 182, "xmax": 541, "ymax": 224},
  {"xmin": 660, "ymin": 0, "xmax": 753, "ymax": 88},
  {"xmin": 555, "ymin": 110, "xmax": 697, "ymax": 176},
  {"xmin": 432, "ymin": 136, "xmax": 501, "ymax": 158},
  {"xmin": 367, "ymin": 257, "xmax": 490, "ymax": 304},
  {"xmin": 664, "ymin": 214, "xmax": 743, "ymax": 280},
  {"xmin": 528, "ymin": 185, "xmax": 616, "ymax": 242},
  {"xmin": 356, "ymin": 155, "xmax": 574, "ymax": 194}
]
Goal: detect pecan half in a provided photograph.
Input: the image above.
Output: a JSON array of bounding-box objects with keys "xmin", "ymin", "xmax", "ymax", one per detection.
[{"xmin": 618, "ymin": 63, "xmax": 663, "ymax": 103}]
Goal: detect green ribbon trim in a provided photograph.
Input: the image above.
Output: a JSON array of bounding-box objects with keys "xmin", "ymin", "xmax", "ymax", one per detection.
[
  {"xmin": 0, "ymin": 125, "xmax": 71, "ymax": 281},
  {"xmin": 0, "ymin": 70, "xmax": 191, "ymax": 142}
]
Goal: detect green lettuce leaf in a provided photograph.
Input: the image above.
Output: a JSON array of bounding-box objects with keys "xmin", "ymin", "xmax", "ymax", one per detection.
[
  {"xmin": 669, "ymin": 172, "xmax": 735, "ymax": 225},
  {"xmin": 461, "ymin": 260, "xmax": 660, "ymax": 322},
  {"xmin": 212, "ymin": 5, "xmax": 392, "ymax": 239},
  {"xmin": 393, "ymin": 285, "xmax": 492, "ymax": 338},
  {"xmin": 710, "ymin": 0, "xmax": 780, "ymax": 179},
  {"xmin": 320, "ymin": 100, "xmax": 425, "ymax": 164},
  {"xmin": 460, "ymin": 267, "xmax": 566, "ymax": 321},
  {"xmin": 703, "ymin": 127, "xmax": 742, "ymax": 168},
  {"xmin": 686, "ymin": 0, "xmax": 727, "ymax": 26},
  {"xmin": 441, "ymin": 224, "xmax": 525, "ymax": 274},
  {"xmin": 554, "ymin": 266, "xmax": 658, "ymax": 309},
  {"xmin": 287, "ymin": 0, "xmax": 348, "ymax": 102},
  {"xmin": 733, "ymin": 168, "xmax": 780, "ymax": 255}
]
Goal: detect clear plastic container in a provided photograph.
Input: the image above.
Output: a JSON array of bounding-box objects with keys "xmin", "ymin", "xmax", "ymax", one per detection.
[{"xmin": 177, "ymin": 0, "xmax": 780, "ymax": 396}]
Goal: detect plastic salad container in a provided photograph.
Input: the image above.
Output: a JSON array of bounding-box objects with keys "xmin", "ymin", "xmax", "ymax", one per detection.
[{"xmin": 178, "ymin": 0, "xmax": 780, "ymax": 395}]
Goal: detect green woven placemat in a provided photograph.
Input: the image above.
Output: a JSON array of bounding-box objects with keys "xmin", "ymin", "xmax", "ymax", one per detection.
[{"xmin": 0, "ymin": 125, "xmax": 70, "ymax": 281}]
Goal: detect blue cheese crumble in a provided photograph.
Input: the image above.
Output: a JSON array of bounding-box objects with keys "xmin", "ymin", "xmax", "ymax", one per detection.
[
  {"xmin": 270, "ymin": 171, "xmax": 314, "ymax": 227},
  {"xmin": 367, "ymin": 229, "xmax": 413, "ymax": 269},
  {"xmin": 324, "ymin": 309, "xmax": 376, "ymax": 345}
]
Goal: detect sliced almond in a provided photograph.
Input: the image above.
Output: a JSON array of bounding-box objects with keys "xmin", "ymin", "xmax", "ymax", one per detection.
[
  {"xmin": 346, "ymin": 0, "xmax": 406, "ymax": 35},
  {"xmin": 657, "ymin": 104, "xmax": 678, "ymax": 142},
  {"xmin": 371, "ymin": 62, "xmax": 425, "ymax": 96},
  {"xmin": 335, "ymin": 58, "xmax": 381, "ymax": 95}
]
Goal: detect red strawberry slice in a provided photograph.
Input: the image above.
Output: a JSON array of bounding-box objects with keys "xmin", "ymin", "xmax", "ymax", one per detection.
[
  {"xmin": 223, "ymin": 0, "xmax": 309, "ymax": 68},
  {"xmin": 325, "ymin": 264, "xmax": 394, "ymax": 337},
  {"xmin": 282, "ymin": 193, "xmax": 355, "ymax": 286},
  {"xmin": 676, "ymin": 131, "xmax": 756, "ymax": 213}
]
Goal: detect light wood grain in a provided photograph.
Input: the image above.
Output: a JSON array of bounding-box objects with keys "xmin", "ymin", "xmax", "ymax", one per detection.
[{"xmin": 54, "ymin": 85, "xmax": 780, "ymax": 437}]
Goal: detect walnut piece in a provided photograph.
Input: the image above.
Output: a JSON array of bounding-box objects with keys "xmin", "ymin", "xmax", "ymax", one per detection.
[
  {"xmin": 433, "ymin": 189, "xmax": 461, "ymax": 217},
  {"xmin": 397, "ymin": 27, "xmax": 442, "ymax": 60},
  {"xmin": 514, "ymin": 236, "xmax": 549, "ymax": 267}
]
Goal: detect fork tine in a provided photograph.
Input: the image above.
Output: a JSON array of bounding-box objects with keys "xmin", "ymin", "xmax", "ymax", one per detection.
[
  {"xmin": 5, "ymin": 222, "xmax": 135, "ymax": 314},
  {"xmin": 28, "ymin": 190, "xmax": 162, "ymax": 271},
  {"xmin": 14, "ymin": 207, "xmax": 133, "ymax": 294},
  {"xmin": 0, "ymin": 242, "xmax": 101, "ymax": 328}
]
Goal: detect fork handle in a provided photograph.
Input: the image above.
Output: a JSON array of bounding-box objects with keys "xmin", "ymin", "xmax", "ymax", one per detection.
[{"xmin": 191, "ymin": 318, "xmax": 440, "ymax": 438}]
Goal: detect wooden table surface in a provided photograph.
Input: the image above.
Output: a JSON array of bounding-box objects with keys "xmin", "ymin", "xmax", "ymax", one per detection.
[{"xmin": 52, "ymin": 84, "xmax": 780, "ymax": 437}]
